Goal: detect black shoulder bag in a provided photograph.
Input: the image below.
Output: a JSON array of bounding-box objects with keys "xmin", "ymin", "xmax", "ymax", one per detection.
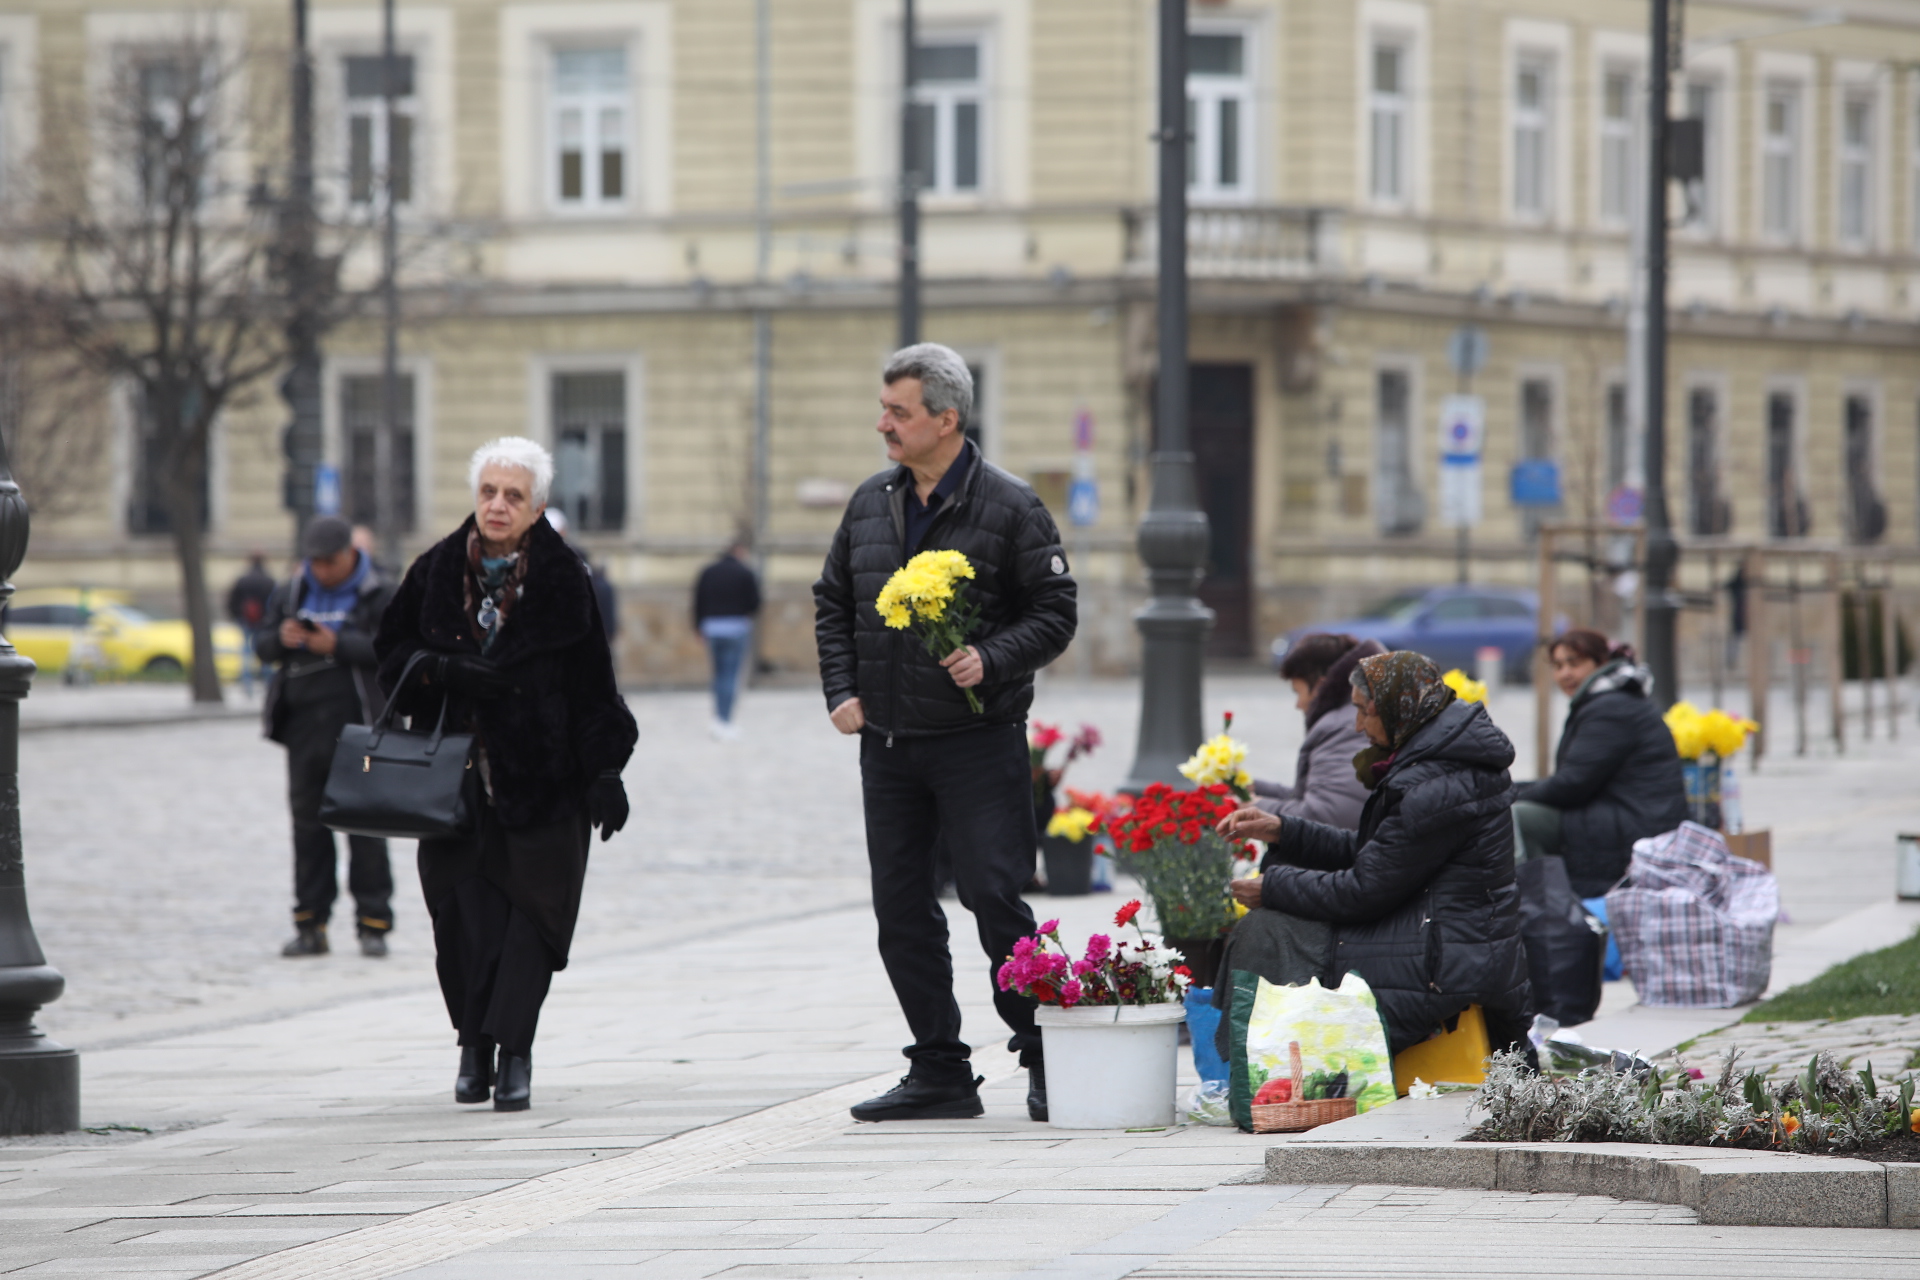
[{"xmin": 319, "ymin": 651, "xmax": 477, "ymax": 839}]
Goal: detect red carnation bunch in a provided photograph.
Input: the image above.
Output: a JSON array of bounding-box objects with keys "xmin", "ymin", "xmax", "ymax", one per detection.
[{"xmin": 1096, "ymin": 782, "xmax": 1253, "ymax": 859}]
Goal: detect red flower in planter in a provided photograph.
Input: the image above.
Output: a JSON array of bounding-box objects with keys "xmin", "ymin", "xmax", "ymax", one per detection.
[{"xmin": 1114, "ymin": 900, "xmax": 1143, "ymax": 928}]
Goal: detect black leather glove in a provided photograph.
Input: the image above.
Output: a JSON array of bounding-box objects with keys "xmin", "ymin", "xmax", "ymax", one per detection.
[
  {"xmin": 587, "ymin": 773, "xmax": 628, "ymax": 843},
  {"xmin": 435, "ymin": 653, "xmax": 514, "ymax": 700}
]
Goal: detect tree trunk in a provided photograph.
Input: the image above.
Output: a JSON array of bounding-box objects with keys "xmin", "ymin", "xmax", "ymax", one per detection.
[{"xmin": 165, "ymin": 473, "xmax": 223, "ymax": 706}]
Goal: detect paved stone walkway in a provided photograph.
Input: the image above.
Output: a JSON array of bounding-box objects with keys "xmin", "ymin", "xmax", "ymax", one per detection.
[
  {"xmin": 5, "ymin": 678, "xmax": 1920, "ymax": 1276},
  {"xmin": 1668, "ymin": 1012, "xmax": 1920, "ymax": 1079}
]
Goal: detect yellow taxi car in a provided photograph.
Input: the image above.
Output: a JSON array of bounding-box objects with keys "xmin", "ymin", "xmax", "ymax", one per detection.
[{"xmin": 2, "ymin": 587, "xmax": 245, "ymax": 682}]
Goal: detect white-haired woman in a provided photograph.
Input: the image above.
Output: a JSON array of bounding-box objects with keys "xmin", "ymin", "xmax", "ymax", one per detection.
[{"xmin": 375, "ymin": 436, "xmax": 637, "ymax": 1112}]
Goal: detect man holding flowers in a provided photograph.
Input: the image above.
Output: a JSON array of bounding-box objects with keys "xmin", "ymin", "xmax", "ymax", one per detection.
[{"xmin": 814, "ymin": 343, "xmax": 1078, "ymax": 1122}]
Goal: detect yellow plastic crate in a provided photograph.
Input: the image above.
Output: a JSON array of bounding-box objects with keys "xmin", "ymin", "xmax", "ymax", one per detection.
[{"xmin": 1391, "ymin": 1003, "xmax": 1490, "ymax": 1096}]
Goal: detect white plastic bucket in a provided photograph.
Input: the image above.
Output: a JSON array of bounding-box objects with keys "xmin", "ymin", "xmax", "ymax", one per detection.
[
  {"xmin": 1035, "ymin": 1002, "xmax": 1185, "ymax": 1129},
  {"xmin": 1897, "ymin": 834, "xmax": 1920, "ymax": 900}
]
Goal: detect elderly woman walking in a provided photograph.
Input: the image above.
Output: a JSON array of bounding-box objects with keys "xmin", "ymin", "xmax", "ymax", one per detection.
[
  {"xmin": 376, "ymin": 437, "xmax": 637, "ymax": 1112},
  {"xmin": 1213, "ymin": 651, "xmax": 1531, "ymax": 1057}
]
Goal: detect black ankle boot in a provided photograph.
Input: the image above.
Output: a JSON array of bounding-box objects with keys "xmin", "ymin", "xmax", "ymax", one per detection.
[
  {"xmin": 1027, "ymin": 1066, "xmax": 1048, "ymax": 1122},
  {"xmin": 493, "ymin": 1053, "xmax": 531, "ymax": 1112},
  {"xmin": 455, "ymin": 1042, "xmax": 495, "ymax": 1104}
]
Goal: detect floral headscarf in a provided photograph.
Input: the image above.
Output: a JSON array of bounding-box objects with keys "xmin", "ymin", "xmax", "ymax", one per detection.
[{"xmin": 1349, "ymin": 650, "xmax": 1456, "ymax": 788}]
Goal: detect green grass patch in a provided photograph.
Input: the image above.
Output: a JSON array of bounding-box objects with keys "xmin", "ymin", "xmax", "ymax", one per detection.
[{"xmin": 1743, "ymin": 928, "xmax": 1920, "ymax": 1022}]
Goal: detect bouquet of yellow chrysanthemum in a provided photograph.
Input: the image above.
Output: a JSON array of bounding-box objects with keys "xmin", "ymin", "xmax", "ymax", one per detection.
[
  {"xmin": 876, "ymin": 549, "xmax": 985, "ymax": 712},
  {"xmin": 1663, "ymin": 701, "xmax": 1759, "ymax": 761},
  {"xmin": 1178, "ymin": 711, "xmax": 1252, "ymax": 802},
  {"xmin": 1442, "ymin": 669, "xmax": 1488, "ymax": 704}
]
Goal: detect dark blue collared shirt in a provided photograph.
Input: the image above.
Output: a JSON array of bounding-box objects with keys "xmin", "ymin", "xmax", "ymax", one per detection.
[{"xmin": 903, "ymin": 439, "xmax": 974, "ymax": 555}]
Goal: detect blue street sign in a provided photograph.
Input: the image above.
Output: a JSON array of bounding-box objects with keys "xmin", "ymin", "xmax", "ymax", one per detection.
[
  {"xmin": 314, "ymin": 463, "xmax": 341, "ymax": 516},
  {"xmin": 1068, "ymin": 477, "xmax": 1099, "ymax": 527},
  {"xmin": 1509, "ymin": 459, "xmax": 1562, "ymax": 507}
]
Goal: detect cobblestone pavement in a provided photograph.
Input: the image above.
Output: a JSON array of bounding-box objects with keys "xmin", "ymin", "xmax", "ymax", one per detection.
[
  {"xmin": 1667, "ymin": 1012, "xmax": 1920, "ymax": 1079},
  {"xmin": 6, "ymin": 676, "xmax": 1920, "ymax": 1277}
]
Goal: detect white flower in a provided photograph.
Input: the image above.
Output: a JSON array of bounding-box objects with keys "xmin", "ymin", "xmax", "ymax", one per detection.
[{"xmin": 1407, "ymin": 1078, "xmax": 1438, "ymax": 1099}]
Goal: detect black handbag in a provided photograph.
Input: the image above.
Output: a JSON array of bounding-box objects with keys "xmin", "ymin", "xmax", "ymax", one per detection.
[
  {"xmin": 1516, "ymin": 855, "xmax": 1608, "ymax": 1026},
  {"xmin": 319, "ymin": 651, "xmax": 477, "ymax": 840}
]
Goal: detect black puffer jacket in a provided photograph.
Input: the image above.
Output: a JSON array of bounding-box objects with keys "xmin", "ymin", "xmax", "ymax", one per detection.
[
  {"xmin": 1262, "ymin": 699, "xmax": 1532, "ymax": 1055},
  {"xmin": 1515, "ymin": 660, "xmax": 1687, "ymax": 897},
  {"xmin": 813, "ymin": 447, "xmax": 1077, "ymax": 736}
]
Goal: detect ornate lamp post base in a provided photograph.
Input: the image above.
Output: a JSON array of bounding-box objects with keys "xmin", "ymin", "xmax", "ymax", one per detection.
[{"xmin": 1124, "ymin": 456, "xmax": 1213, "ymax": 791}]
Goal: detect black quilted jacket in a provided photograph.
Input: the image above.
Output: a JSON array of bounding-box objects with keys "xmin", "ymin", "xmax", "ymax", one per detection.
[
  {"xmin": 813, "ymin": 451, "xmax": 1077, "ymax": 738},
  {"xmin": 1514, "ymin": 662, "xmax": 1688, "ymax": 897},
  {"xmin": 1262, "ymin": 699, "xmax": 1532, "ymax": 1055}
]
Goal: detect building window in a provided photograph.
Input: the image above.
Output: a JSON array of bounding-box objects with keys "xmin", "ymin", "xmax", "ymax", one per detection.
[
  {"xmin": 136, "ymin": 56, "xmax": 205, "ymax": 209},
  {"xmin": 908, "ymin": 38, "xmax": 983, "ymax": 197},
  {"xmin": 550, "ymin": 47, "xmax": 627, "ymax": 209},
  {"xmin": 1682, "ymin": 79, "xmax": 1717, "ymax": 229},
  {"xmin": 1605, "ymin": 381, "xmax": 1630, "ymax": 494},
  {"xmin": 1767, "ymin": 391, "xmax": 1807, "ymax": 537},
  {"xmin": 1844, "ymin": 393, "xmax": 1886, "ymax": 544},
  {"xmin": 341, "ymin": 374, "xmax": 416, "ymax": 533},
  {"xmin": 1839, "ymin": 91, "xmax": 1873, "ymax": 246},
  {"xmin": 1512, "ymin": 55, "xmax": 1552, "ymax": 220},
  {"xmin": 1368, "ymin": 40, "xmax": 1408, "ymax": 206},
  {"xmin": 1373, "ymin": 367, "xmax": 1422, "ymax": 535},
  {"xmin": 1598, "ymin": 69, "xmax": 1636, "ymax": 224},
  {"xmin": 1686, "ymin": 387, "xmax": 1729, "ymax": 536},
  {"xmin": 1188, "ymin": 31, "xmax": 1251, "ymax": 203},
  {"xmin": 1518, "ymin": 377, "xmax": 1556, "ymax": 538},
  {"xmin": 126, "ymin": 384, "xmax": 207, "ymax": 536},
  {"xmin": 1912, "ymin": 95, "xmax": 1920, "ymax": 250},
  {"xmin": 344, "ymin": 54, "xmax": 414, "ymax": 207},
  {"xmin": 551, "ymin": 372, "xmax": 626, "ymax": 532},
  {"xmin": 1762, "ymin": 82, "xmax": 1800, "ymax": 240}
]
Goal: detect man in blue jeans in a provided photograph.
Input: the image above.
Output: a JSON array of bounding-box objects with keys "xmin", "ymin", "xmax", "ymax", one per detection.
[
  {"xmin": 692, "ymin": 540, "xmax": 760, "ymax": 740},
  {"xmin": 814, "ymin": 344, "xmax": 1077, "ymax": 1123}
]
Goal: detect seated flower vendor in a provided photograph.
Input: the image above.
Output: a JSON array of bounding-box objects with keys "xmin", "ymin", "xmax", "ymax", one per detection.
[{"xmin": 1210, "ymin": 650, "xmax": 1533, "ymax": 1058}]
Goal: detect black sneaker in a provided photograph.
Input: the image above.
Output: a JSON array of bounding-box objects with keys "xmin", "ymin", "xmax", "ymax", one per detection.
[
  {"xmin": 1027, "ymin": 1066, "xmax": 1048, "ymax": 1122},
  {"xmin": 281, "ymin": 924, "xmax": 328, "ymax": 957},
  {"xmin": 849, "ymin": 1074, "xmax": 985, "ymax": 1122}
]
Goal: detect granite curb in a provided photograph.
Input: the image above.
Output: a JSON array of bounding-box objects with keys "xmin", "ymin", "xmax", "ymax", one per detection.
[{"xmin": 1264, "ymin": 1138, "xmax": 1917, "ymax": 1227}]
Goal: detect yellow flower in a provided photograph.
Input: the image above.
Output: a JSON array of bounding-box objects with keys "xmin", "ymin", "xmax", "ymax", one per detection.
[
  {"xmin": 1179, "ymin": 733, "xmax": 1249, "ymax": 788},
  {"xmin": 1664, "ymin": 701, "xmax": 1706, "ymax": 759},
  {"xmin": 1442, "ymin": 669, "xmax": 1487, "ymax": 704},
  {"xmin": 1046, "ymin": 807, "xmax": 1096, "ymax": 843},
  {"xmin": 1664, "ymin": 701, "xmax": 1756, "ymax": 760},
  {"xmin": 876, "ymin": 551, "xmax": 977, "ymax": 630},
  {"xmin": 1909, "ymin": 1107, "xmax": 1920, "ymax": 1135}
]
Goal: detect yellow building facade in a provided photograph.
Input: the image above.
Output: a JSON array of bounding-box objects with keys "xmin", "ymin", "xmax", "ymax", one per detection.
[{"xmin": 7, "ymin": 0, "xmax": 1920, "ymax": 681}]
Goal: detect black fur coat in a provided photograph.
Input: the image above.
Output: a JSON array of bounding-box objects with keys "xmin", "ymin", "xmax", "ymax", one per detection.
[{"xmin": 375, "ymin": 515, "xmax": 637, "ymax": 829}]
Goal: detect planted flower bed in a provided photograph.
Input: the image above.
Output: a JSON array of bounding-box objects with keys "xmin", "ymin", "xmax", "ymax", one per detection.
[{"xmin": 1471, "ymin": 1047, "xmax": 1920, "ymax": 1161}]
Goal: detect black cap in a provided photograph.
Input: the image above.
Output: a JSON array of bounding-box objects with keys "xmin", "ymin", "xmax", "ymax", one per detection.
[{"xmin": 302, "ymin": 515, "xmax": 353, "ymax": 559}]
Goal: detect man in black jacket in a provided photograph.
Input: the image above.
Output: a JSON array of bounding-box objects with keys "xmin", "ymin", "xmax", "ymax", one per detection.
[
  {"xmin": 815, "ymin": 343, "xmax": 1077, "ymax": 1123},
  {"xmin": 692, "ymin": 539, "xmax": 762, "ymax": 738},
  {"xmin": 257, "ymin": 516, "xmax": 399, "ymax": 958}
]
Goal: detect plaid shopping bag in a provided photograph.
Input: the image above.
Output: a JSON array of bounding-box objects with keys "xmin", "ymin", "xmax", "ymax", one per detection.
[{"xmin": 1604, "ymin": 821, "xmax": 1778, "ymax": 1008}]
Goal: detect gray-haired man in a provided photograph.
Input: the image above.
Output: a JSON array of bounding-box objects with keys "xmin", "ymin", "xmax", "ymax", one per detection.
[{"xmin": 814, "ymin": 343, "xmax": 1078, "ymax": 1122}]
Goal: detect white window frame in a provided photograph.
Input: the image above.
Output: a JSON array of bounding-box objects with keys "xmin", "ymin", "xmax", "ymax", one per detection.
[
  {"xmin": 1838, "ymin": 87, "xmax": 1875, "ymax": 249},
  {"xmin": 1752, "ymin": 55, "xmax": 1813, "ymax": 246},
  {"xmin": 1367, "ymin": 36, "xmax": 1410, "ymax": 209},
  {"xmin": 342, "ymin": 50, "xmax": 418, "ymax": 210},
  {"xmin": 908, "ymin": 30, "xmax": 989, "ymax": 200},
  {"xmin": 1510, "ymin": 51, "xmax": 1554, "ymax": 221},
  {"xmin": 1372, "ymin": 357, "xmax": 1424, "ymax": 536},
  {"xmin": 1680, "ymin": 75, "xmax": 1719, "ymax": 234},
  {"xmin": 322, "ymin": 355, "xmax": 434, "ymax": 540},
  {"xmin": 1187, "ymin": 22, "xmax": 1254, "ymax": 206},
  {"xmin": 547, "ymin": 44, "xmax": 632, "ymax": 211},
  {"xmin": 1912, "ymin": 76, "xmax": 1920, "ymax": 252},
  {"xmin": 525, "ymin": 353, "xmax": 645, "ymax": 538},
  {"xmin": 0, "ymin": 18, "xmax": 38, "ymax": 211},
  {"xmin": 1597, "ymin": 62, "xmax": 1639, "ymax": 227}
]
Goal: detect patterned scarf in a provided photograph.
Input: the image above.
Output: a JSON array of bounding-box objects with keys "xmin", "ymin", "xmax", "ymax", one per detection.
[
  {"xmin": 1350, "ymin": 650, "xmax": 1456, "ymax": 788},
  {"xmin": 464, "ymin": 527, "xmax": 529, "ymax": 654}
]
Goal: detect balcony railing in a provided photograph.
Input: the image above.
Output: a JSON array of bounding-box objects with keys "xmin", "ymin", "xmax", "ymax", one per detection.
[{"xmin": 1124, "ymin": 205, "xmax": 1337, "ymax": 279}]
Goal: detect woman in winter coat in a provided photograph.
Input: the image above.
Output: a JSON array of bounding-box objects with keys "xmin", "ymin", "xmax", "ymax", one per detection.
[
  {"xmin": 1214, "ymin": 650, "xmax": 1532, "ymax": 1056},
  {"xmin": 1512, "ymin": 628, "xmax": 1686, "ymax": 898},
  {"xmin": 375, "ymin": 437, "xmax": 638, "ymax": 1113},
  {"xmin": 1251, "ymin": 634, "xmax": 1385, "ymax": 836}
]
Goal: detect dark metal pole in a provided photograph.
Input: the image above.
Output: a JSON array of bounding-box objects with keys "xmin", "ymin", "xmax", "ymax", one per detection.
[
  {"xmin": 377, "ymin": 0, "xmax": 400, "ymax": 558},
  {"xmin": 0, "ymin": 430, "xmax": 77, "ymax": 1135},
  {"xmin": 280, "ymin": 0, "xmax": 322, "ymax": 550},
  {"xmin": 1643, "ymin": 0, "xmax": 1679, "ymax": 708},
  {"xmin": 897, "ymin": 0, "xmax": 920, "ymax": 346},
  {"xmin": 1123, "ymin": 0, "xmax": 1212, "ymax": 791}
]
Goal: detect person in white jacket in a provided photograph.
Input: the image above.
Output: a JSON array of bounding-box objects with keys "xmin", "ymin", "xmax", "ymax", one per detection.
[{"xmin": 1251, "ymin": 634, "xmax": 1386, "ymax": 843}]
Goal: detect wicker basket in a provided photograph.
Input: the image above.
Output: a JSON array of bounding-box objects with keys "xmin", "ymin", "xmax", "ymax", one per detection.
[{"xmin": 1247, "ymin": 1040, "xmax": 1358, "ymax": 1133}]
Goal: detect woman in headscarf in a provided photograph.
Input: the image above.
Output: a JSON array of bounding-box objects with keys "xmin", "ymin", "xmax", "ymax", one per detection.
[
  {"xmin": 1211, "ymin": 650, "xmax": 1531, "ymax": 1057},
  {"xmin": 376, "ymin": 437, "xmax": 638, "ymax": 1113},
  {"xmin": 1250, "ymin": 634, "xmax": 1384, "ymax": 835}
]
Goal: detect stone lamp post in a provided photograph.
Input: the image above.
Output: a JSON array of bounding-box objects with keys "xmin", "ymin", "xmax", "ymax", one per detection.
[{"xmin": 0, "ymin": 428, "xmax": 77, "ymax": 1135}]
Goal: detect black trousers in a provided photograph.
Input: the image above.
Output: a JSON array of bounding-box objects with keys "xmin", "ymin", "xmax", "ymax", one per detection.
[
  {"xmin": 428, "ymin": 872, "xmax": 555, "ymax": 1059},
  {"xmin": 860, "ymin": 723, "xmax": 1042, "ymax": 1081},
  {"xmin": 283, "ymin": 690, "xmax": 392, "ymax": 932}
]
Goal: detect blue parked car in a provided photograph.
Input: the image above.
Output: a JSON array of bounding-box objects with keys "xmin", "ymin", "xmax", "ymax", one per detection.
[{"xmin": 1269, "ymin": 586, "xmax": 1555, "ymax": 683}]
